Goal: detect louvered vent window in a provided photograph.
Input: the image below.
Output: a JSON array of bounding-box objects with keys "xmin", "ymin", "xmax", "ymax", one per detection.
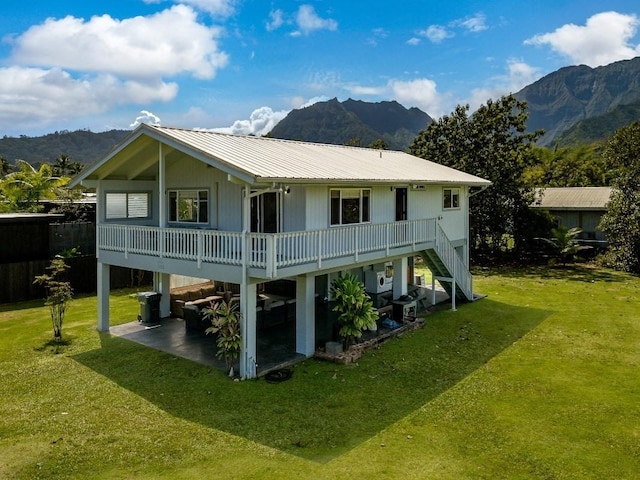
[{"xmin": 106, "ymin": 192, "xmax": 150, "ymax": 219}]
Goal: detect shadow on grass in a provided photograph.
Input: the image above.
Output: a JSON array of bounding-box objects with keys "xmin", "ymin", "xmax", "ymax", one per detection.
[
  {"xmin": 72, "ymin": 298, "xmax": 551, "ymax": 463},
  {"xmin": 474, "ymin": 263, "xmax": 628, "ymax": 283}
]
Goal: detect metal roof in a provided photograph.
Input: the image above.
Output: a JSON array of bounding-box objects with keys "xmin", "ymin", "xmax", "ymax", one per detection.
[
  {"xmin": 72, "ymin": 124, "xmax": 491, "ymax": 187},
  {"xmin": 533, "ymin": 187, "xmax": 612, "ymax": 210}
]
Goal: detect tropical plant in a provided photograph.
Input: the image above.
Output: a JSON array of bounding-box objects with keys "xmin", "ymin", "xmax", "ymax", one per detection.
[
  {"xmin": 330, "ymin": 273, "xmax": 379, "ymax": 349},
  {"xmin": 33, "ymin": 256, "xmax": 74, "ymax": 341},
  {"xmin": 0, "ymin": 159, "xmax": 69, "ymax": 212},
  {"xmin": 539, "ymin": 226, "xmax": 590, "ymax": 265},
  {"xmin": 203, "ymin": 300, "xmax": 242, "ymax": 376}
]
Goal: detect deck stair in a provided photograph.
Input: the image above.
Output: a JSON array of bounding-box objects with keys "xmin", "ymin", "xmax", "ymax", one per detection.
[{"xmin": 420, "ymin": 224, "xmax": 474, "ymax": 303}]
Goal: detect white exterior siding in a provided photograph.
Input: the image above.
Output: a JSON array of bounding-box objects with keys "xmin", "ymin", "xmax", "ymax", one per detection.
[
  {"xmin": 165, "ymin": 158, "xmax": 243, "ymax": 231},
  {"xmin": 304, "ymin": 185, "xmax": 329, "ymax": 231},
  {"xmin": 283, "ymin": 185, "xmax": 306, "ymax": 232}
]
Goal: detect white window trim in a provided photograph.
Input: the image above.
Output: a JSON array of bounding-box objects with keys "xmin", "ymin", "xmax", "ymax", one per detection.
[
  {"xmin": 443, "ymin": 187, "xmax": 461, "ymax": 210},
  {"xmin": 105, "ymin": 192, "xmax": 150, "ymax": 220},
  {"xmin": 168, "ymin": 189, "xmax": 209, "ymax": 225},
  {"xmin": 330, "ymin": 188, "xmax": 371, "ymax": 226}
]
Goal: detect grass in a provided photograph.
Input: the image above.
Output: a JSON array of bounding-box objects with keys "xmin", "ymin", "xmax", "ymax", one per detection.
[{"xmin": 1, "ymin": 266, "xmax": 639, "ymax": 479}]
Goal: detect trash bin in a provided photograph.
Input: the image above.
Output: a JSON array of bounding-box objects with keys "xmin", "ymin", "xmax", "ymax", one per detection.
[{"xmin": 137, "ymin": 291, "xmax": 162, "ymax": 324}]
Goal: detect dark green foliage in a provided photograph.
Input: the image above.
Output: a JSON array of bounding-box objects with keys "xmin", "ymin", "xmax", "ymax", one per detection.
[
  {"xmin": 598, "ymin": 122, "xmax": 640, "ymax": 273},
  {"xmin": 538, "ymin": 226, "xmax": 591, "ymax": 265},
  {"xmin": 330, "ymin": 273, "xmax": 378, "ymax": 349},
  {"xmin": 268, "ymin": 98, "xmax": 431, "ymax": 150},
  {"xmin": 410, "ymin": 95, "xmax": 542, "ymax": 258},
  {"xmin": 525, "ymin": 144, "xmax": 609, "ymax": 187},
  {"xmin": 0, "ymin": 129, "xmax": 128, "ymax": 165},
  {"xmin": 555, "ymin": 100, "xmax": 640, "ymax": 147}
]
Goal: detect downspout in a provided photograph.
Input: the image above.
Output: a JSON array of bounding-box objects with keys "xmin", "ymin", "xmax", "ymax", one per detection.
[{"xmin": 159, "ymin": 143, "xmax": 166, "ymax": 228}]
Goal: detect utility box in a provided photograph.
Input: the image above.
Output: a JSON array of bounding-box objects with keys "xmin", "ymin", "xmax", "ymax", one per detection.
[{"xmin": 137, "ymin": 291, "xmax": 162, "ymax": 324}]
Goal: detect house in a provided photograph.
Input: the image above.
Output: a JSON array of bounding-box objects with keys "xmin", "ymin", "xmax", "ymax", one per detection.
[
  {"xmin": 532, "ymin": 187, "xmax": 612, "ymax": 247},
  {"xmin": 69, "ymin": 124, "xmax": 490, "ymax": 378}
]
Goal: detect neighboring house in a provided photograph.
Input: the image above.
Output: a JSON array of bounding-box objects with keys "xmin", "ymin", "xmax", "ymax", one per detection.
[
  {"xmin": 70, "ymin": 124, "xmax": 490, "ymax": 378},
  {"xmin": 532, "ymin": 187, "xmax": 612, "ymax": 247}
]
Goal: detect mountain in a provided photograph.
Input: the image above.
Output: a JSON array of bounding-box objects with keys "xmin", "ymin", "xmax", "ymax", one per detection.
[
  {"xmin": 554, "ymin": 99, "xmax": 640, "ymax": 146},
  {"xmin": 0, "ymin": 129, "xmax": 129, "ymax": 165},
  {"xmin": 515, "ymin": 56, "xmax": 640, "ymax": 146},
  {"xmin": 268, "ymin": 98, "xmax": 432, "ymax": 150}
]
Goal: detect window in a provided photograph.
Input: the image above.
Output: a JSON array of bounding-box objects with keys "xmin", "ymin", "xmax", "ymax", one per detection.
[
  {"xmin": 168, "ymin": 189, "xmax": 209, "ymax": 224},
  {"xmin": 330, "ymin": 188, "xmax": 370, "ymax": 225},
  {"xmin": 105, "ymin": 192, "xmax": 149, "ymax": 219},
  {"xmin": 443, "ymin": 188, "xmax": 460, "ymax": 210}
]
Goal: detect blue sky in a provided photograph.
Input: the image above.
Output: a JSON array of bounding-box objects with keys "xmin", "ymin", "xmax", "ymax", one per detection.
[{"xmin": 1, "ymin": 0, "xmax": 639, "ymax": 138}]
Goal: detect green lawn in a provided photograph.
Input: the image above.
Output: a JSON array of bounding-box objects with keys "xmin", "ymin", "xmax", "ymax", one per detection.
[{"xmin": 1, "ymin": 266, "xmax": 639, "ymax": 479}]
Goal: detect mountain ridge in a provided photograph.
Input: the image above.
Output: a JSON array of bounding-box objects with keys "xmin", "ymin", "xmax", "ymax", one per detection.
[
  {"xmin": 267, "ymin": 98, "xmax": 432, "ymax": 150},
  {"xmin": 515, "ymin": 56, "xmax": 640, "ymax": 145}
]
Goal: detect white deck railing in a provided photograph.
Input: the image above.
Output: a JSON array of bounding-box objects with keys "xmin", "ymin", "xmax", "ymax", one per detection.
[
  {"xmin": 98, "ymin": 218, "xmax": 438, "ymax": 276},
  {"xmin": 434, "ymin": 223, "xmax": 473, "ymax": 300}
]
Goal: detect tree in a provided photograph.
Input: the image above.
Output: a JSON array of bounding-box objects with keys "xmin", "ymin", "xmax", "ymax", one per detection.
[
  {"xmin": 369, "ymin": 138, "xmax": 388, "ymax": 150},
  {"xmin": 410, "ymin": 95, "xmax": 543, "ymax": 258},
  {"xmin": 52, "ymin": 154, "xmax": 84, "ymax": 177},
  {"xmin": 330, "ymin": 273, "xmax": 378, "ymax": 349},
  {"xmin": 0, "ymin": 159, "xmax": 69, "ymax": 212},
  {"xmin": 34, "ymin": 257, "xmax": 74, "ymax": 341},
  {"xmin": 598, "ymin": 122, "xmax": 640, "ymax": 273},
  {"xmin": 524, "ymin": 144, "xmax": 608, "ymax": 187}
]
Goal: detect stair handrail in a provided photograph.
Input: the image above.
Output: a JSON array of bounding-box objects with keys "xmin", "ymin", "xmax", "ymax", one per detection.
[{"xmin": 434, "ymin": 224, "xmax": 473, "ymax": 300}]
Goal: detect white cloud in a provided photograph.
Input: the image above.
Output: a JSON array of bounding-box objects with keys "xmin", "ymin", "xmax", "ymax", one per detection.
[
  {"xmin": 465, "ymin": 59, "xmax": 542, "ymax": 111},
  {"xmin": 0, "ymin": 66, "xmax": 177, "ymax": 131},
  {"xmin": 208, "ymin": 97, "xmax": 328, "ymax": 136},
  {"xmin": 10, "ymin": 5, "xmax": 229, "ymax": 80},
  {"xmin": 144, "ymin": 0, "xmax": 237, "ymax": 18},
  {"xmin": 346, "ymin": 85, "xmax": 386, "ymax": 96},
  {"xmin": 525, "ymin": 11, "xmax": 640, "ymax": 67},
  {"xmin": 266, "ymin": 9, "xmax": 284, "ymax": 31},
  {"xmin": 388, "ymin": 78, "xmax": 446, "ymax": 117},
  {"xmin": 130, "ymin": 110, "xmax": 161, "ymax": 128},
  {"xmin": 453, "ymin": 13, "xmax": 488, "ymax": 33},
  {"xmin": 293, "ymin": 5, "xmax": 338, "ymax": 36},
  {"xmin": 209, "ymin": 106, "xmax": 289, "ymax": 136},
  {"xmin": 406, "ymin": 37, "xmax": 421, "ymax": 46},
  {"xmin": 418, "ymin": 25, "xmax": 453, "ymax": 44}
]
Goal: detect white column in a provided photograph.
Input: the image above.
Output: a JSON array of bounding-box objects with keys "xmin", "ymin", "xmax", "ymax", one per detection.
[
  {"xmin": 158, "ymin": 143, "xmax": 166, "ymax": 228},
  {"xmin": 392, "ymin": 257, "xmax": 408, "ymax": 298},
  {"xmin": 154, "ymin": 272, "xmax": 171, "ymax": 317},
  {"xmin": 296, "ymin": 274, "xmax": 316, "ymax": 356},
  {"xmin": 97, "ymin": 261, "xmax": 110, "ymax": 332},
  {"xmin": 240, "ymin": 281, "xmax": 257, "ymax": 379}
]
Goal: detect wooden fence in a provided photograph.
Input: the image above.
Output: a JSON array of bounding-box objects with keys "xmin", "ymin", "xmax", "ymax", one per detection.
[{"xmin": 0, "ymin": 255, "xmax": 151, "ymax": 304}]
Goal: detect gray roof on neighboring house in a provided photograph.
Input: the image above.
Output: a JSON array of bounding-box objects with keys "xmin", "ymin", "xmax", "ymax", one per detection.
[
  {"xmin": 71, "ymin": 124, "xmax": 491, "ymax": 188},
  {"xmin": 533, "ymin": 187, "xmax": 612, "ymax": 210}
]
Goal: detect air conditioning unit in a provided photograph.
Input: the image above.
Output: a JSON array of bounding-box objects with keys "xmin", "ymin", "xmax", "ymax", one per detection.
[
  {"xmin": 365, "ymin": 270, "xmax": 392, "ymax": 294},
  {"xmin": 393, "ymin": 300, "xmax": 416, "ymax": 321}
]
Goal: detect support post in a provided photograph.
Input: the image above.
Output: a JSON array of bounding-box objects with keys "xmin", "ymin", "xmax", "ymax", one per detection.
[
  {"xmin": 392, "ymin": 257, "xmax": 408, "ymax": 298},
  {"xmin": 295, "ymin": 274, "xmax": 316, "ymax": 356},
  {"xmin": 431, "ymin": 275, "xmax": 437, "ymax": 306},
  {"xmin": 97, "ymin": 261, "xmax": 110, "ymax": 332},
  {"xmin": 154, "ymin": 272, "xmax": 171, "ymax": 318},
  {"xmin": 240, "ymin": 281, "xmax": 257, "ymax": 378}
]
